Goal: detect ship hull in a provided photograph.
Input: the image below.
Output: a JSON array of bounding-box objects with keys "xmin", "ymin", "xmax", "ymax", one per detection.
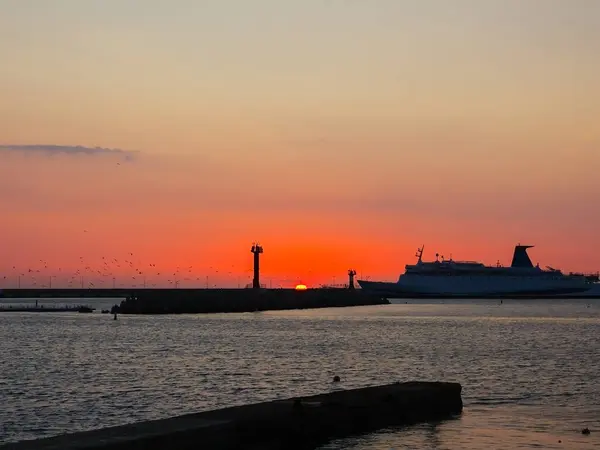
[
  {"xmin": 357, "ymin": 276, "xmax": 591, "ymax": 298},
  {"xmin": 555, "ymin": 283, "xmax": 600, "ymax": 298}
]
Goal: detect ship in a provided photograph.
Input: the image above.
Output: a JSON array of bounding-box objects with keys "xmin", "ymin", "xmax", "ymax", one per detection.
[{"xmin": 357, "ymin": 245, "xmax": 593, "ymax": 298}]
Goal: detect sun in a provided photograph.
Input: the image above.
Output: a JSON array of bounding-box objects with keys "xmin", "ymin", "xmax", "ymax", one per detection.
[{"xmin": 295, "ymin": 284, "xmax": 308, "ymax": 291}]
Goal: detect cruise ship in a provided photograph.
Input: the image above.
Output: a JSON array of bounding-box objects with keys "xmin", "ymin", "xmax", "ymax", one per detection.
[{"xmin": 357, "ymin": 245, "xmax": 593, "ymax": 298}]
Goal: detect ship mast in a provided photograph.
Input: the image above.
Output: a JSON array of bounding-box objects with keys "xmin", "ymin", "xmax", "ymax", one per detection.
[{"xmin": 415, "ymin": 245, "xmax": 424, "ymax": 264}]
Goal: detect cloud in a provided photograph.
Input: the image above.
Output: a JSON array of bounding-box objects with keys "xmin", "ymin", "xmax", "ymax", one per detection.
[{"xmin": 0, "ymin": 144, "xmax": 138, "ymax": 160}]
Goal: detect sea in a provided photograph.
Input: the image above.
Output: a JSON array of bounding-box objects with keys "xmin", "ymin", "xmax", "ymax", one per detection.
[{"xmin": 0, "ymin": 297, "xmax": 598, "ymax": 449}]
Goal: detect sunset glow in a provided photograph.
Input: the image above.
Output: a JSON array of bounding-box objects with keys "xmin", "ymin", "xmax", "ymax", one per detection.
[{"xmin": 1, "ymin": 1, "xmax": 599, "ymax": 288}]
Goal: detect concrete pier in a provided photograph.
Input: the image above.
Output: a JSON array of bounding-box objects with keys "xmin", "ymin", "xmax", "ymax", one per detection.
[
  {"xmin": 0, "ymin": 305, "xmax": 95, "ymax": 313},
  {"xmin": 0, "ymin": 288, "xmax": 132, "ymax": 299},
  {"xmin": 116, "ymin": 288, "xmax": 387, "ymax": 314},
  {"xmin": 0, "ymin": 288, "xmax": 388, "ymax": 314},
  {"xmin": 0, "ymin": 381, "xmax": 462, "ymax": 450}
]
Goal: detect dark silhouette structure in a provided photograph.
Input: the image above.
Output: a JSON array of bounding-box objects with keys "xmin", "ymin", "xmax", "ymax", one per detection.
[
  {"xmin": 348, "ymin": 269, "xmax": 356, "ymax": 290},
  {"xmin": 115, "ymin": 288, "xmax": 386, "ymax": 314},
  {"xmin": 251, "ymin": 243, "xmax": 263, "ymax": 289},
  {"xmin": 511, "ymin": 244, "xmax": 534, "ymax": 268},
  {"xmin": 4, "ymin": 382, "xmax": 462, "ymax": 450}
]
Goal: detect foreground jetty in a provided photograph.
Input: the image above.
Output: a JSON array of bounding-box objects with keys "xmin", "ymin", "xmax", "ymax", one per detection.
[
  {"xmin": 0, "ymin": 381, "xmax": 462, "ymax": 450},
  {"xmin": 117, "ymin": 288, "xmax": 388, "ymax": 314}
]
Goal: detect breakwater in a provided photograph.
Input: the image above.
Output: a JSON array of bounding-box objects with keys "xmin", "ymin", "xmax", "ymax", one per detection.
[
  {"xmin": 0, "ymin": 288, "xmax": 388, "ymax": 314},
  {"xmin": 0, "ymin": 381, "xmax": 462, "ymax": 450},
  {"xmin": 0, "ymin": 288, "xmax": 133, "ymax": 299},
  {"xmin": 117, "ymin": 288, "xmax": 388, "ymax": 314},
  {"xmin": 0, "ymin": 305, "xmax": 95, "ymax": 313}
]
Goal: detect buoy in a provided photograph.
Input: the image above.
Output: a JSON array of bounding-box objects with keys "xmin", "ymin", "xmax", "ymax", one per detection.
[{"xmin": 333, "ymin": 375, "xmax": 340, "ymax": 382}]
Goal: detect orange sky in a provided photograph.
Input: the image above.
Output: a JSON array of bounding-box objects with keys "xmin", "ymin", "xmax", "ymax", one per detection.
[
  {"xmin": 1, "ymin": 1, "xmax": 599, "ymax": 288},
  {"xmin": 1, "ymin": 148, "xmax": 598, "ymax": 288}
]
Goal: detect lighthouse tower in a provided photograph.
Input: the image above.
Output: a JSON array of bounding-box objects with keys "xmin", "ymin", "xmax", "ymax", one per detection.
[
  {"xmin": 348, "ymin": 269, "xmax": 357, "ymax": 290},
  {"xmin": 251, "ymin": 243, "xmax": 264, "ymax": 289}
]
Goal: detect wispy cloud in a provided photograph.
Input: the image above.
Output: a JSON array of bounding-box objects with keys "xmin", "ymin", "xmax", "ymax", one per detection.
[{"xmin": 0, "ymin": 144, "xmax": 137, "ymax": 160}]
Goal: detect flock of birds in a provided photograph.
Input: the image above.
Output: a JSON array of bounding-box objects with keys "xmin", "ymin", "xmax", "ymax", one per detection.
[{"xmin": 1, "ymin": 253, "xmax": 305, "ymax": 289}]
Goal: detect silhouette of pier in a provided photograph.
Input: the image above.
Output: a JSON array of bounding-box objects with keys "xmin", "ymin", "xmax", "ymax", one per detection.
[
  {"xmin": 115, "ymin": 287, "xmax": 386, "ymax": 314},
  {"xmin": 0, "ymin": 381, "xmax": 462, "ymax": 450},
  {"xmin": 0, "ymin": 288, "xmax": 137, "ymax": 299},
  {"xmin": 0, "ymin": 286, "xmax": 388, "ymax": 313}
]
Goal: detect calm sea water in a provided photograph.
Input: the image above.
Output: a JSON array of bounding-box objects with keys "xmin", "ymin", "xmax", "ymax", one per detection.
[{"xmin": 0, "ymin": 298, "xmax": 598, "ymax": 449}]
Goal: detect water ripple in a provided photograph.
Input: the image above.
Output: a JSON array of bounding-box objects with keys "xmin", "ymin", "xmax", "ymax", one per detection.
[{"xmin": 1, "ymin": 299, "xmax": 599, "ymax": 449}]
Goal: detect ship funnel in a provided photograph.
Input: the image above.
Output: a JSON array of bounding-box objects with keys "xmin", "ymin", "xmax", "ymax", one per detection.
[{"xmin": 511, "ymin": 245, "xmax": 534, "ymax": 268}]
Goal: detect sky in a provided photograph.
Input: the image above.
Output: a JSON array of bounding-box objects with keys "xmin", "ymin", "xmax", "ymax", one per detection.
[{"xmin": 1, "ymin": 0, "xmax": 599, "ymax": 288}]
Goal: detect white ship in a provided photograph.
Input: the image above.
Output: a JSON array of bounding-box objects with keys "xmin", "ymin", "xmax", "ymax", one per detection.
[{"xmin": 357, "ymin": 245, "xmax": 593, "ymax": 298}]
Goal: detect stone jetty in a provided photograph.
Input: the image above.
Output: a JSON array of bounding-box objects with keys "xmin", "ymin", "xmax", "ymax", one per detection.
[
  {"xmin": 0, "ymin": 381, "xmax": 462, "ymax": 450},
  {"xmin": 0, "ymin": 288, "xmax": 388, "ymax": 314},
  {"xmin": 116, "ymin": 288, "xmax": 387, "ymax": 314}
]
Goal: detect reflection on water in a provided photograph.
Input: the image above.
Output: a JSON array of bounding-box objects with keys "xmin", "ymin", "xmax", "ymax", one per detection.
[
  {"xmin": 321, "ymin": 407, "xmax": 596, "ymax": 449},
  {"xmin": 0, "ymin": 299, "xmax": 599, "ymax": 449}
]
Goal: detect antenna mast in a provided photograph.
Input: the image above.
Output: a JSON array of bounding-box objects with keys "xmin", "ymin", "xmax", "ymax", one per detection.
[{"xmin": 415, "ymin": 245, "xmax": 424, "ymax": 263}]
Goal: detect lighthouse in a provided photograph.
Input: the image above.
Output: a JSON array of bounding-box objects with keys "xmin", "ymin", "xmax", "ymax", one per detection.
[
  {"xmin": 348, "ymin": 269, "xmax": 356, "ymax": 290},
  {"xmin": 251, "ymin": 243, "xmax": 264, "ymax": 289}
]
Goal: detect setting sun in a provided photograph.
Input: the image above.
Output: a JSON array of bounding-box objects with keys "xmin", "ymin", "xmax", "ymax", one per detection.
[{"xmin": 295, "ymin": 284, "xmax": 308, "ymax": 291}]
